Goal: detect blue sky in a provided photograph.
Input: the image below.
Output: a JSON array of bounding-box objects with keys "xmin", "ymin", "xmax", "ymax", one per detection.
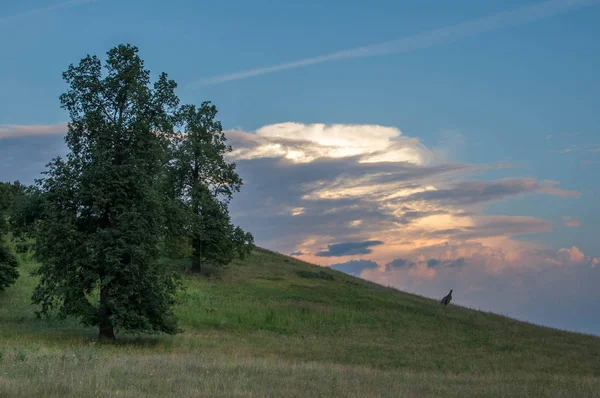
[{"xmin": 1, "ymin": 0, "xmax": 600, "ymax": 334}]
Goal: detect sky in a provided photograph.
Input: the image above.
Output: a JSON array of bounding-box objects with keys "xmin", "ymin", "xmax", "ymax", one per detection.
[{"xmin": 1, "ymin": 0, "xmax": 599, "ymax": 335}]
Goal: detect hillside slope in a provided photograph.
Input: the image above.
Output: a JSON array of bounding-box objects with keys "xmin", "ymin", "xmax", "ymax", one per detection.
[{"xmin": 1, "ymin": 247, "xmax": 599, "ymax": 397}]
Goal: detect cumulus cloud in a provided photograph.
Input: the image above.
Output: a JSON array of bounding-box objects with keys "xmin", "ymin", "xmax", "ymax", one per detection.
[
  {"xmin": 228, "ymin": 123, "xmax": 432, "ymax": 164},
  {"xmin": 0, "ymin": 123, "xmax": 67, "ymax": 139},
  {"xmin": 226, "ymin": 122, "xmax": 583, "ymax": 269}
]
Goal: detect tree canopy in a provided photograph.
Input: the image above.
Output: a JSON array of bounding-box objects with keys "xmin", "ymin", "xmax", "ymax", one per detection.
[{"xmin": 31, "ymin": 44, "xmax": 181, "ymax": 340}]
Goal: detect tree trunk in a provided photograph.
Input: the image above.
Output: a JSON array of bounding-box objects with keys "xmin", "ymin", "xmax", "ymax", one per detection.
[
  {"xmin": 99, "ymin": 284, "xmax": 115, "ymax": 341},
  {"xmin": 99, "ymin": 321, "xmax": 115, "ymax": 341},
  {"xmin": 191, "ymin": 237, "xmax": 202, "ymax": 273}
]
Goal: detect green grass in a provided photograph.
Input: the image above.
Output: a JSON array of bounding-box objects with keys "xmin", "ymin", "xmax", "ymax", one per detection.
[{"xmin": 1, "ymin": 247, "xmax": 600, "ymax": 397}]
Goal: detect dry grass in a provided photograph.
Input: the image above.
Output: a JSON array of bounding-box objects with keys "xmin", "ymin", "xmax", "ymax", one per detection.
[{"xmin": 2, "ymin": 347, "xmax": 599, "ymax": 397}]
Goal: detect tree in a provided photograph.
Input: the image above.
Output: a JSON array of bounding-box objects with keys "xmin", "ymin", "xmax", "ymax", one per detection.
[
  {"xmin": 171, "ymin": 102, "xmax": 254, "ymax": 273},
  {"xmin": 32, "ymin": 44, "xmax": 181, "ymax": 341},
  {"xmin": 0, "ymin": 244, "xmax": 18, "ymax": 293},
  {"xmin": 9, "ymin": 184, "xmax": 44, "ymax": 247},
  {"xmin": 0, "ymin": 181, "xmax": 26, "ymax": 229},
  {"xmin": 0, "ymin": 182, "xmax": 21, "ymax": 292}
]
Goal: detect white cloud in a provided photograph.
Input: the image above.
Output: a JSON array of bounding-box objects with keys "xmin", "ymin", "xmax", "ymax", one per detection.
[{"xmin": 228, "ymin": 123, "xmax": 431, "ymax": 164}]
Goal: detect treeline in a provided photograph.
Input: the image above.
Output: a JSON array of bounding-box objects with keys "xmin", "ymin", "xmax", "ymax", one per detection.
[{"xmin": 0, "ymin": 44, "xmax": 254, "ymax": 341}]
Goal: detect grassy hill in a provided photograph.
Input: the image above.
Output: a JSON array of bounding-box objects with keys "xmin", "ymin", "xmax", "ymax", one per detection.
[{"xmin": 1, "ymin": 247, "xmax": 599, "ymax": 397}]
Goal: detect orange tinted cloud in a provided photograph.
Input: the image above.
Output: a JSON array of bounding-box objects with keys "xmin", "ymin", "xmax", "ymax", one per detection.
[
  {"xmin": 562, "ymin": 216, "xmax": 582, "ymax": 228},
  {"xmin": 0, "ymin": 123, "xmax": 67, "ymax": 139},
  {"xmin": 226, "ymin": 122, "xmax": 586, "ymax": 281}
]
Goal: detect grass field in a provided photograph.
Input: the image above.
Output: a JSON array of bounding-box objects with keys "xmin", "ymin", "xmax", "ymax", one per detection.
[{"xmin": 1, "ymin": 247, "xmax": 600, "ymax": 397}]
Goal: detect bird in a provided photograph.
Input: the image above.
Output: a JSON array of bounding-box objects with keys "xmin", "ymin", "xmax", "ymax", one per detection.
[{"xmin": 440, "ymin": 289, "xmax": 453, "ymax": 306}]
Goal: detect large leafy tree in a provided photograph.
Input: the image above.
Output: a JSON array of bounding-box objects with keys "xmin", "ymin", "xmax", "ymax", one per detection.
[
  {"xmin": 32, "ymin": 44, "xmax": 181, "ymax": 340},
  {"xmin": 171, "ymin": 102, "xmax": 254, "ymax": 273}
]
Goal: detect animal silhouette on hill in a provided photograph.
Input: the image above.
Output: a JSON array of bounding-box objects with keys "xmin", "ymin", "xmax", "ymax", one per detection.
[{"xmin": 440, "ymin": 289, "xmax": 453, "ymax": 306}]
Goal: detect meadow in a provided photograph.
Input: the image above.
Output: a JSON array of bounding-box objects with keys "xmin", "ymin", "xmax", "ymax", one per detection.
[{"xmin": 1, "ymin": 246, "xmax": 599, "ymax": 397}]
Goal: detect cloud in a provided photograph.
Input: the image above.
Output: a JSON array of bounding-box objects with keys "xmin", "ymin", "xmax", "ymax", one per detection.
[
  {"xmin": 315, "ymin": 240, "xmax": 383, "ymax": 257},
  {"xmin": 358, "ymin": 243, "xmax": 600, "ymax": 333},
  {"xmin": 0, "ymin": 0, "xmax": 99, "ymax": 25},
  {"xmin": 0, "ymin": 135, "xmax": 68, "ymax": 184},
  {"xmin": 290, "ymin": 251, "xmax": 305, "ymax": 256},
  {"xmin": 435, "ymin": 215, "xmax": 553, "ymax": 239},
  {"xmin": 189, "ymin": 0, "xmax": 600, "ymax": 87},
  {"xmin": 0, "ymin": 123, "xmax": 67, "ymax": 139},
  {"xmin": 330, "ymin": 260, "xmax": 379, "ymax": 276},
  {"xmin": 226, "ymin": 122, "xmax": 583, "ymax": 266},
  {"xmin": 562, "ymin": 216, "xmax": 581, "ymax": 228},
  {"xmin": 402, "ymin": 178, "xmax": 580, "ymax": 205},
  {"xmin": 227, "ymin": 123, "xmax": 432, "ymax": 164},
  {"xmin": 382, "ymin": 257, "xmax": 466, "ymax": 272},
  {"xmin": 553, "ymin": 144, "xmax": 600, "ymax": 156},
  {"xmin": 358, "ymin": 242, "xmax": 599, "ymax": 289}
]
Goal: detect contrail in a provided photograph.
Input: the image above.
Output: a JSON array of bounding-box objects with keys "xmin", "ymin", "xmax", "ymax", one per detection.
[
  {"xmin": 0, "ymin": 0, "xmax": 100, "ymax": 25},
  {"xmin": 189, "ymin": 0, "xmax": 600, "ymax": 88}
]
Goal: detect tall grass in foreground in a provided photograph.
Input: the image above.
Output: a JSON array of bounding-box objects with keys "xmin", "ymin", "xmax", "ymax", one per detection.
[{"xmin": 1, "ymin": 348, "xmax": 598, "ymax": 397}]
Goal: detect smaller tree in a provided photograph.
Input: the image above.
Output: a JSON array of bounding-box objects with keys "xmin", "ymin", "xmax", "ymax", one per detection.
[
  {"xmin": 171, "ymin": 102, "xmax": 254, "ymax": 273},
  {"xmin": 0, "ymin": 181, "xmax": 21, "ymax": 292},
  {"xmin": 190, "ymin": 184, "xmax": 254, "ymax": 270},
  {"xmin": 0, "ymin": 244, "xmax": 18, "ymax": 292},
  {"xmin": 9, "ymin": 184, "xmax": 44, "ymax": 243}
]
